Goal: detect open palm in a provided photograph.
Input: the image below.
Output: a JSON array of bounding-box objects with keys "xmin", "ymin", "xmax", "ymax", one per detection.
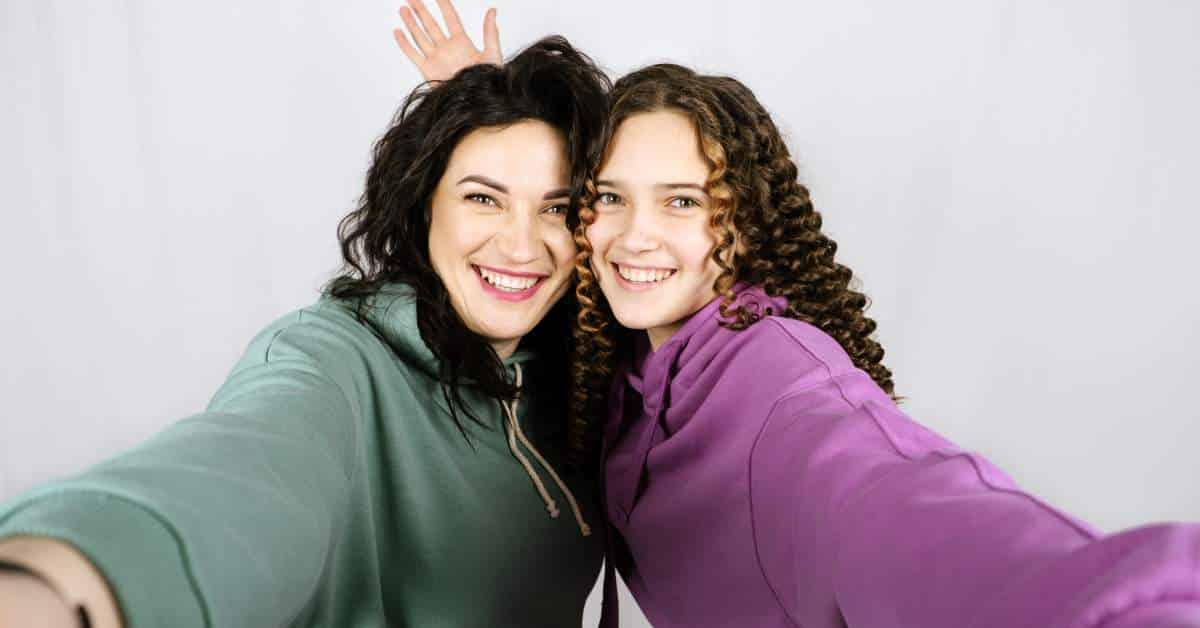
[{"xmin": 393, "ymin": 0, "xmax": 501, "ymax": 82}]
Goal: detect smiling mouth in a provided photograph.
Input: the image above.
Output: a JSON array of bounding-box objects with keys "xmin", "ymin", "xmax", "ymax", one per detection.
[
  {"xmin": 473, "ymin": 264, "xmax": 548, "ymax": 301},
  {"xmin": 613, "ymin": 263, "xmax": 677, "ymax": 286}
]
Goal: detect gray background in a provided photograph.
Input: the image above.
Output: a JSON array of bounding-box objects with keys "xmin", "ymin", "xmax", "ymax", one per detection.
[{"xmin": 2, "ymin": 1, "xmax": 1197, "ymax": 626}]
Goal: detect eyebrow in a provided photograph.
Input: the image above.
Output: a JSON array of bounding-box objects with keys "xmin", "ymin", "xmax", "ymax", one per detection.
[
  {"xmin": 596, "ymin": 179, "xmax": 707, "ymax": 193},
  {"xmin": 457, "ymin": 174, "xmax": 571, "ymax": 201},
  {"xmin": 457, "ymin": 175, "xmax": 507, "ymax": 193}
]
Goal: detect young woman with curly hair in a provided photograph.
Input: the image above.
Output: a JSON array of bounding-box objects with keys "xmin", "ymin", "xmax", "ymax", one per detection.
[
  {"xmin": 0, "ymin": 35, "xmax": 610, "ymax": 627},
  {"xmin": 575, "ymin": 65, "xmax": 1200, "ymax": 628}
]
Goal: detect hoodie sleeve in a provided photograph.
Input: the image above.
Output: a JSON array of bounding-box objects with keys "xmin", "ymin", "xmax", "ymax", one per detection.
[
  {"xmin": 747, "ymin": 329, "xmax": 1200, "ymax": 628},
  {"xmin": 0, "ymin": 311, "xmax": 361, "ymax": 628}
]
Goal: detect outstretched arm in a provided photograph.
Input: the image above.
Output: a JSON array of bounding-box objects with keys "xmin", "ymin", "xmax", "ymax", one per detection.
[
  {"xmin": 393, "ymin": 0, "xmax": 501, "ymax": 82},
  {"xmin": 0, "ymin": 313, "xmax": 362, "ymax": 627},
  {"xmin": 750, "ymin": 366, "xmax": 1200, "ymax": 627}
]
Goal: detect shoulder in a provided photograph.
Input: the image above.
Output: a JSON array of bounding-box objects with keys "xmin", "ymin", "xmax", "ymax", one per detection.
[
  {"xmin": 237, "ymin": 300, "xmax": 362, "ymax": 362},
  {"xmin": 226, "ymin": 297, "xmax": 406, "ymax": 387},
  {"xmin": 726, "ymin": 315, "xmax": 896, "ymax": 439},
  {"xmin": 749, "ymin": 316, "xmax": 856, "ymax": 374},
  {"xmin": 715, "ymin": 315, "xmax": 858, "ymax": 390},
  {"xmin": 208, "ymin": 297, "xmax": 411, "ymax": 425},
  {"xmin": 674, "ymin": 315, "xmax": 875, "ymax": 440}
]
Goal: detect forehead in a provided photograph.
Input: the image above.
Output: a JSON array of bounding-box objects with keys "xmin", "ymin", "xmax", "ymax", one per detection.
[
  {"xmin": 598, "ymin": 110, "xmax": 710, "ymax": 184},
  {"xmin": 443, "ymin": 120, "xmax": 569, "ymax": 189}
]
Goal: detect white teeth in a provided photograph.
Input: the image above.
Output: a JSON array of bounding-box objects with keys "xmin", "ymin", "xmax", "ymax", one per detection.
[
  {"xmin": 616, "ymin": 265, "xmax": 674, "ymax": 284},
  {"xmin": 479, "ymin": 267, "xmax": 538, "ymax": 292}
]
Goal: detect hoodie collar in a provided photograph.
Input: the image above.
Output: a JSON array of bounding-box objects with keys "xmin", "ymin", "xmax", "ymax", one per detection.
[
  {"xmin": 326, "ymin": 282, "xmax": 536, "ymax": 382},
  {"xmin": 626, "ymin": 283, "xmax": 789, "ymax": 406}
]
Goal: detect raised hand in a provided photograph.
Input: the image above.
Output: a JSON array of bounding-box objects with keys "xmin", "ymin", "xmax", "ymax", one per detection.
[{"xmin": 393, "ymin": 0, "xmax": 501, "ymax": 82}]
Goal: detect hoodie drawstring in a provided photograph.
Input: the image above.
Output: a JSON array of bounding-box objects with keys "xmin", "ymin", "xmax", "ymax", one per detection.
[{"xmin": 501, "ymin": 363, "xmax": 592, "ymax": 537}]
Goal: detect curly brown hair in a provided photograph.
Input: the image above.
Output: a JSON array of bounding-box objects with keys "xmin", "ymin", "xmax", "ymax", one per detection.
[{"xmin": 568, "ymin": 64, "xmax": 898, "ymax": 464}]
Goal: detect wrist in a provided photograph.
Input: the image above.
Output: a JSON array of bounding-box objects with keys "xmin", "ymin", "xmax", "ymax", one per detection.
[
  {"xmin": 0, "ymin": 559, "xmax": 92, "ymax": 627},
  {"xmin": 0, "ymin": 536, "xmax": 119, "ymax": 628}
]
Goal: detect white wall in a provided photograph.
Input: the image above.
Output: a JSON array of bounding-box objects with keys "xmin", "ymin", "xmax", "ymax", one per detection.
[{"xmin": 2, "ymin": 1, "xmax": 1197, "ymax": 626}]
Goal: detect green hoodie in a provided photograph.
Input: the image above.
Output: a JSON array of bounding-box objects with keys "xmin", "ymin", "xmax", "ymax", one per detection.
[{"xmin": 0, "ymin": 283, "xmax": 603, "ymax": 627}]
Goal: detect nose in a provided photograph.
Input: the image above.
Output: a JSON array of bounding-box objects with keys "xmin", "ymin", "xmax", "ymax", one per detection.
[
  {"xmin": 495, "ymin": 209, "xmax": 541, "ymax": 265},
  {"xmin": 614, "ymin": 205, "xmax": 662, "ymax": 253}
]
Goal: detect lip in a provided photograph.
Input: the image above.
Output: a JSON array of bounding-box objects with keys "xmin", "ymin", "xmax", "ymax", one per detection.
[
  {"xmin": 473, "ymin": 264, "xmax": 547, "ymax": 302},
  {"xmin": 475, "ymin": 264, "xmax": 549, "ymax": 279},
  {"xmin": 610, "ymin": 262, "xmax": 676, "ymax": 293},
  {"xmin": 612, "ymin": 262, "xmax": 676, "ymax": 272}
]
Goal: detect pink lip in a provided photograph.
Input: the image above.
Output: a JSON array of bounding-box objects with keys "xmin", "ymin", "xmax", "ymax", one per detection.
[
  {"xmin": 473, "ymin": 265, "xmax": 547, "ymax": 302},
  {"xmin": 475, "ymin": 264, "xmax": 549, "ymax": 279},
  {"xmin": 612, "ymin": 262, "xmax": 676, "ymax": 272},
  {"xmin": 610, "ymin": 262, "xmax": 675, "ymax": 293}
]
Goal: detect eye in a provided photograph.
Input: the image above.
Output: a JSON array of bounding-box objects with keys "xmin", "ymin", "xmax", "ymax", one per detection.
[
  {"xmin": 668, "ymin": 196, "xmax": 701, "ymax": 209},
  {"xmin": 595, "ymin": 192, "xmax": 622, "ymax": 206},
  {"xmin": 465, "ymin": 193, "xmax": 499, "ymax": 207},
  {"xmin": 544, "ymin": 204, "xmax": 569, "ymax": 216}
]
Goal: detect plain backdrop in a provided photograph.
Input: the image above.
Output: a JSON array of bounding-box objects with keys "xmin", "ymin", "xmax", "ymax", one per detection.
[{"xmin": 1, "ymin": 1, "xmax": 1197, "ymax": 626}]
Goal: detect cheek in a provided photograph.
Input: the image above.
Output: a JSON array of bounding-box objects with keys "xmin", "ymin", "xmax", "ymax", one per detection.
[
  {"xmin": 430, "ymin": 207, "xmax": 489, "ymax": 265},
  {"xmin": 677, "ymin": 222, "xmax": 719, "ymax": 271},
  {"xmin": 584, "ymin": 219, "xmax": 616, "ymax": 260},
  {"xmin": 544, "ymin": 224, "xmax": 578, "ymax": 271}
]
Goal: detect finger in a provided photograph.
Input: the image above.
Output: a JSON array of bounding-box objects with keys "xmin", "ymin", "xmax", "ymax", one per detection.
[
  {"xmin": 409, "ymin": 0, "xmax": 447, "ymax": 41},
  {"xmin": 392, "ymin": 28, "xmax": 427, "ymax": 68},
  {"xmin": 399, "ymin": 6, "xmax": 436, "ymax": 55},
  {"xmin": 436, "ymin": 0, "xmax": 465, "ymax": 37},
  {"xmin": 482, "ymin": 8, "xmax": 501, "ymax": 61}
]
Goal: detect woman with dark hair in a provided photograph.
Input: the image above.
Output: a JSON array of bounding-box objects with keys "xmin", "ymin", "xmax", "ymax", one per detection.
[{"xmin": 0, "ymin": 32, "xmax": 610, "ymax": 628}]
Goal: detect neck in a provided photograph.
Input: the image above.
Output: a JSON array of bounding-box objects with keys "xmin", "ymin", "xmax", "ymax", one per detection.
[
  {"xmin": 645, "ymin": 290, "xmax": 733, "ymax": 351},
  {"xmin": 646, "ymin": 320, "xmax": 686, "ymax": 352},
  {"xmin": 490, "ymin": 337, "xmax": 520, "ymax": 360}
]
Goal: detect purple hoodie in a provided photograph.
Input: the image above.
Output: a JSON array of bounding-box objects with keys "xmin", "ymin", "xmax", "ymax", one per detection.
[{"xmin": 600, "ymin": 284, "xmax": 1200, "ymax": 628}]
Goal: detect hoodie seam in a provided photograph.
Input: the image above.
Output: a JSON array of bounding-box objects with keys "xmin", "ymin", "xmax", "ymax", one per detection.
[
  {"xmin": 744, "ymin": 321, "xmax": 848, "ymax": 628},
  {"xmin": 255, "ymin": 317, "xmax": 364, "ymax": 626},
  {"xmin": 747, "ymin": 377, "xmax": 862, "ymax": 628},
  {"xmin": 749, "ymin": 369, "xmax": 1100, "ymax": 624},
  {"xmin": 1092, "ymin": 596, "xmax": 1200, "ymax": 628},
  {"xmin": 258, "ymin": 319, "xmax": 361, "ymax": 486}
]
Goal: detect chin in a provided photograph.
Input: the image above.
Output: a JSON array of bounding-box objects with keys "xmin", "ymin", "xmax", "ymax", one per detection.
[
  {"xmin": 478, "ymin": 316, "xmax": 536, "ymax": 341},
  {"xmin": 608, "ymin": 306, "xmax": 663, "ymax": 332}
]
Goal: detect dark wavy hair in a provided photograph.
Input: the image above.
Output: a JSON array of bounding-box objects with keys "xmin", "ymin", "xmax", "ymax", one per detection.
[
  {"xmin": 324, "ymin": 36, "xmax": 610, "ymax": 445},
  {"xmin": 570, "ymin": 64, "xmax": 898, "ymax": 459}
]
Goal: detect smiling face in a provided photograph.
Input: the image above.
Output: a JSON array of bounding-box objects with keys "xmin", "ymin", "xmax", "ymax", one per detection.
[
  {"xmin": 427, "ymin": 119, "xmax": 576, "ymax": 359},
  {"xmin": 586, "ymin": 110, "xmax": 726, "ymax": 350}
]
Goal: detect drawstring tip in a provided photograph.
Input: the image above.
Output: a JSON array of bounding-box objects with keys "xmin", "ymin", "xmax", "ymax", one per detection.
[{"xmin": 548, "ymin": 505, "xmax": 561, "ymax": 518}]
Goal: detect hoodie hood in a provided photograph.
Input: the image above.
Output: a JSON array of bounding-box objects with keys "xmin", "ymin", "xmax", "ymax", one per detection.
[
  {"xmin": 326, "ymin": 281, "xmax": 536, "ymax": 381},
  {"xmin": 622, "ymin": 283, "xmax": 789, "ymax": 425},
  {"xmin": 605, "ymin": 283, "xmax": 789, "ymax": 523}
]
